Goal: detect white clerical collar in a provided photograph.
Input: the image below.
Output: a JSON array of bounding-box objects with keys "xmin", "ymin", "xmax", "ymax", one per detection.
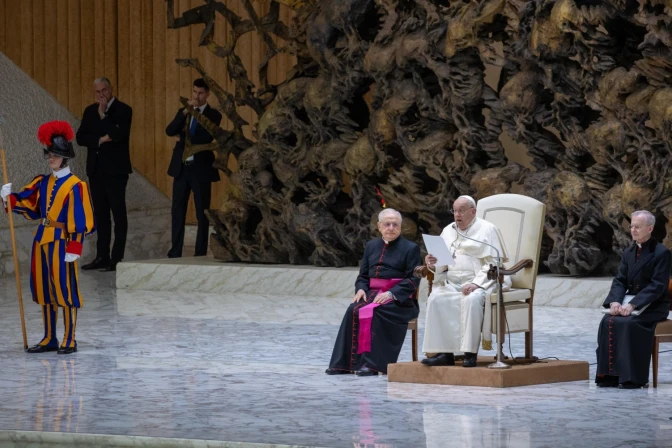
[
  {"xmin": 636, "ymin": 237, "xmax": 652, "ymax": 248},
  {"xmin": 456, "ymin": 217, "xmax": 476, "ymax": 233},
  {"xmin": 53, "ymin": 166, "xmax": 71, "ymax": 179}
]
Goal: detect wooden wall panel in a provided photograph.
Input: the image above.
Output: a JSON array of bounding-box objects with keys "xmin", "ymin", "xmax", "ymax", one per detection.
[
  {"xmin": 56, "ymin": 0, "xmax": 69, "ymax": 107},
  {"xmin": 4, "ymin": 2, "xmax": 21, "ymax": 69},
  {"xmin": 93, "ymin": 0, "xmax": 106, "ymax": 86},
  {"xmin": 80, "ymin": 2, "xmax": 95, "ymax": 112},
  {"xmin": 164, "ymin": 0, "xmax": 180, "ymax": 198},
  {"xmin": 103, "ymin": 0, "xmax": 117, "ymax": 88},
  {"xmin": 67, "ymin": 0, "xmax": 81, "ymax": 116},
  {"xmin": 142, "ymin": 0, "xmax": 155, "ymax": 182},
  {"xmin": 0, "ymin": 0, "xmax": 5, "ymax": 55},
  {"xmin": 152, "ymin": 0, "xmax": 166, "ymax": 194},
  {"xmin": 43, "ymin": 0, "xmax": 58, "ymax": 96},
  {"xmin": 0, "ymin": 0, "xmax": 297, "ymax": 223},
  {"xmin": 20, "ymin": 1, "xmax": 34, "ymax": 79},
  {"xmin": 32, "ymin": 0, "xmax": 45, "ymax": 88},
  {"xmin": 129, "ymin": 2, "xmax": 144, "ymax": 177},
  {"xmin": 116, "ymin": 0, "xmax": 129, "ymax": 103}
]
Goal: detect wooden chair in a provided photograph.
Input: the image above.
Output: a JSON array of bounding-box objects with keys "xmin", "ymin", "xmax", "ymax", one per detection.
[
  {"xmin": 414, "ymin": 194, "xmax": 546, "ymax": 360},
  {"xmin": 651, "ymin": 279, "xmax": 672, "ymax": 388},
  {"xmin": 406, "ymin": 267, "xmax": 438, "ymax": 363},
  {"xmin": 408, "ymin": 319, "xmax": 418, "ymax": 361}
]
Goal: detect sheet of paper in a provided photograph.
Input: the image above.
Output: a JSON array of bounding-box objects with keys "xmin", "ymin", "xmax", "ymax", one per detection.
[{"xmin": 422, "ymin": 234, "xmax": 455, "ymax": 266}]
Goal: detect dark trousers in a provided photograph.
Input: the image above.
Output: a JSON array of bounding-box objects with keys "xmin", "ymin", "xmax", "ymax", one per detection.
[
  {"xmin": 168, "ymin": 171, "xmax": 212, "ymax": 258},
  {"xmin": 89, "ymin": 173, "xmax": 129, "ymax": 262}
]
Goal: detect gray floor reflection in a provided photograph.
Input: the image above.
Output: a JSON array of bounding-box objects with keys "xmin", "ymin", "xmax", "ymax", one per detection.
[{"xmin": 0, "ymin": 272, "xmax": 671, "ymax": 447}]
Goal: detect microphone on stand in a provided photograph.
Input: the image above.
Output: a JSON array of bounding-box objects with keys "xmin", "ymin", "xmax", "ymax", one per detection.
[{"xmin": 452, "ymin": 222, "xmax": 510, "ymax": 369}]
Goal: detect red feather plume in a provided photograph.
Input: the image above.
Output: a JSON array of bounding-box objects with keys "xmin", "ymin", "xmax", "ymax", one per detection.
[{"xmin": 37, "ymin": 121, "xmax": 75, "ymax": 146}]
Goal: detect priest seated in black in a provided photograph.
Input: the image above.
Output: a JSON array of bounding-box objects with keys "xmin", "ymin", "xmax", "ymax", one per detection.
[
  {"xmin": 596, "ymin": 210, "xmax": 671, "ymax": 389},
  {"xmin": 326, "ymin": 209, "xmax": 421, "ymax": 377}
]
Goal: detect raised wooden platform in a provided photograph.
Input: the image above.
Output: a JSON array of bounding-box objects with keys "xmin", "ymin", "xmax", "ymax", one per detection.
[{"xmin": 388, "ymin": 359, "xmax": 589, "ymax": 388}]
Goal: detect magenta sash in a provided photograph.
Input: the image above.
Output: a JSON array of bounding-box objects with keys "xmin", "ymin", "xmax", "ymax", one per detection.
[{"xmin": 357, "ymin": 278, "xmax": 403, "ymax": 354}]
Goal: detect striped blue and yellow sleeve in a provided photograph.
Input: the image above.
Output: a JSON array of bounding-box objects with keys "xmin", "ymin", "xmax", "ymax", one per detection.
[
  {"xmin": 7, "ymin": 175, "xmax": 43, "ymax": 220},
  {"xmin": 65, "ymin": 181, "xmax": 95, "ymax": 256}
]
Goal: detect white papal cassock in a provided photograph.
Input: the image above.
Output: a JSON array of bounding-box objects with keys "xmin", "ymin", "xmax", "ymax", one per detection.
[{"xmin": 422, "ymin": 217, "xmax": 511, "ymax": 354}]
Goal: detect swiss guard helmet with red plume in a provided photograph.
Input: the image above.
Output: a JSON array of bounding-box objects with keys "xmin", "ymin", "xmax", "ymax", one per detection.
[{"xmin": 37, "ymin": 121, "xmax": 76, "ymax": 159}]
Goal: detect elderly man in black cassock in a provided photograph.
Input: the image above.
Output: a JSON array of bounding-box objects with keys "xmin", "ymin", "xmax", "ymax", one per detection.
[
  {"xmin": 596, "ymin": 210, "xmax": 671, "ymax": 389},
  {"xmin": 326, "ymin": 209, "xmax": 421, "ymax": 376}
]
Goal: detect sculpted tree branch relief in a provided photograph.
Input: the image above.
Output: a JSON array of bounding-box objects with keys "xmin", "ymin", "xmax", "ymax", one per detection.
[{"xmin": 167, "ymin": 0, "xmax": 672, "ymax": 275}]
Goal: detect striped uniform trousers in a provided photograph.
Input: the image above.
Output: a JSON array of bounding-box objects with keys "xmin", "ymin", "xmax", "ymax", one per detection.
[
  {"xmin": 39, "ymin": 304, "xmax": 77, "ymax": 349},
  {"xmin": 32, "ymin": 238, "xmax": 82, "ymax": 349}
]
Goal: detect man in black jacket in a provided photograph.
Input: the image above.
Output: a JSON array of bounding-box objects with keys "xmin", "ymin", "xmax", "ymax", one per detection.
[
  {"xmin": 165, "ymin": 78, "xmax": 222, "ymax": 258},
  {"xmin": 595, "ymin": 210, "xmax": 671, "ymax": 389},
  {"xmin": 76, "ymin": 77, "xmax": 133, "ymax": 272}
]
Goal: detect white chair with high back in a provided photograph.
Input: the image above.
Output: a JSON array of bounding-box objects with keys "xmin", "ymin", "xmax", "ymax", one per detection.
[{"xmin": 477, "ymin": 193, "xmax": 546, "ymax": 360}]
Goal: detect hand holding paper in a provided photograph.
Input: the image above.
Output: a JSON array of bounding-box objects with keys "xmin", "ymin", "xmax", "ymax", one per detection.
[{"xmin": 422, "ymin": 234, "xmax": 455, "ymax": 266}]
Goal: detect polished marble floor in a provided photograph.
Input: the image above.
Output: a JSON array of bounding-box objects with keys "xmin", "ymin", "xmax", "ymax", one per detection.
[{"xmin": 1, "ymin": 272, "xmax": 672, "ymax": 447}]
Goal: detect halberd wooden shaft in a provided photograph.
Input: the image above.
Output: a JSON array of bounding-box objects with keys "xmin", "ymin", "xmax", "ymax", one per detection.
[{"xmin": 0, "ymin": 148, "xmax": 29, "ymax": 350}]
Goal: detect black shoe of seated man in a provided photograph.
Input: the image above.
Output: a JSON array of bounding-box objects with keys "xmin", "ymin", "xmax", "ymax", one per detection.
[
  {"xmin": 462, "ymin": 352, "xmax": 478, "ymax": 368},
  {"xmin": 325, "ymin": 368, "xmax": 350, "ymax": 375},
  {"xmin": 100, "ymin": 260, "xmax": 120, "ymax": 272},
  {"xmin": 618, "ymin": 381, "xmax": 647, "ymax": 389},
  {"xmin": 26, "ymin": 342, "xmax": 59, "ymax": 353},
  {"xmin": 81, "ymin": 257, "xmax": 110, "ymax": 270},
  {"xmin": 421, "ymin": 353, "xmax": 455, "ymax": 367},
  {"xmin": 355, "ymin": 366, "xmax": 378, "ymax": 376},
  {"xmin": 596, "ymin": 375, "xmax": 619, "ymax": 388}
]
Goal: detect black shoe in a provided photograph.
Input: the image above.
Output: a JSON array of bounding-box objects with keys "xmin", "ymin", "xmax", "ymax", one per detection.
[
  {"xmin": 462, "ymin": 352, "xmax": 478, "ymax": 368},
  {"xmin": 81, "ymin": 257, "xmax": 110, "ymax": 270},
  {"xmin": 421, "ymin": 353, "xmax": 455, "ymax": 366},
  {"xmin": 618, "ymin": 382, "xmax": 647, "ymax": 389},
  {"xmin": 355, "ymin": 366, "xmax": 378, "ymax": 376},
  {"xmin": 325, "ymin": 368, "xmax": 351, "ymax": 375},
  {"xmin": 596, "ymin": 375, "xmax": 619, "ymax": 388},
  {"xmin": 57, "ymin": 346, "xmax": 77, "ymax": 355},
  {"xmin": 100, "ymin": 260, "xmax": 120, "ymax": 272},
  {"xmin": 26, "ymin": 342, "xmax": 59, "ymax": 353}
]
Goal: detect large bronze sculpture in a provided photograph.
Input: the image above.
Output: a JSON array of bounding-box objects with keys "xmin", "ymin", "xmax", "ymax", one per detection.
[{"xmin": 166, "ymin": 0, "xmax": 672, "ymax": 275}]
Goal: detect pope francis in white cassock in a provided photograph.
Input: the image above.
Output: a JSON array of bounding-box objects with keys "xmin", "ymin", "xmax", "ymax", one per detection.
[{"xmin": 421, "ymin": 196, "xmax": 511, "ymax": 367}]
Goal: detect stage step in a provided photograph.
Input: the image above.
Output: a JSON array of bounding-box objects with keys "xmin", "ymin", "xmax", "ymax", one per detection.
[{"xmin": 116, "ymin": 256, "xmax": 612, "ymax": 308}]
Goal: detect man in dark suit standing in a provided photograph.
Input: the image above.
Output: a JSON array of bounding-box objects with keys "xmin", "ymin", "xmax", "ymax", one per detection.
[
  {"xmin": 165, "ymin": 78, "xmax": 222, "ymax": 258},
  {"xmin": 595, "ymin": 210, "xmax": 671, "ymax": 389},
  {"xmin": 76, "ymin": 77, "xmax": 133, "ymax": 272}
]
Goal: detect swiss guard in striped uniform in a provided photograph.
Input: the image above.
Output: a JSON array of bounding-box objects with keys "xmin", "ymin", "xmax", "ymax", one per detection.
[{"xmin": 1, "ymin": 121, "xmax": 95, "ymax": 354}]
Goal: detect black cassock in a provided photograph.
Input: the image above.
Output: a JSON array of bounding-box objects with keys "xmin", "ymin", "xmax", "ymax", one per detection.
[
  {"xmin": 328, "ymin": 237, "xmax": 421, "ymax": 374},
  {"xmin": 596, "ymin": 238, "xmax": 671, "ymax": 386}
]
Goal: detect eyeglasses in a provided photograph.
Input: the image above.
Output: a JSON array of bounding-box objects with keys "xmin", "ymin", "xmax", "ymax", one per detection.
[
  {"xmin": 380, "ymin": 222, "xmax": 400, "ymax": 228},
  {"xmin": 450, "ymin": 207, "xmax": 474, "ymax": 215},
  {"xmin": 629, "ymin": 225, "xmax": 650, "ymax": 230}
]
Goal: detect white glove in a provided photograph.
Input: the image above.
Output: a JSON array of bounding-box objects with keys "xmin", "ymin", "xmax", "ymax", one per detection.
[
  {"xmin": 1, "ymin": 183, "xmax": 11, "ymax": 202},
  {"xmin": 64, "ymin": 253, "xmax": 80, "ymax": 263}
]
